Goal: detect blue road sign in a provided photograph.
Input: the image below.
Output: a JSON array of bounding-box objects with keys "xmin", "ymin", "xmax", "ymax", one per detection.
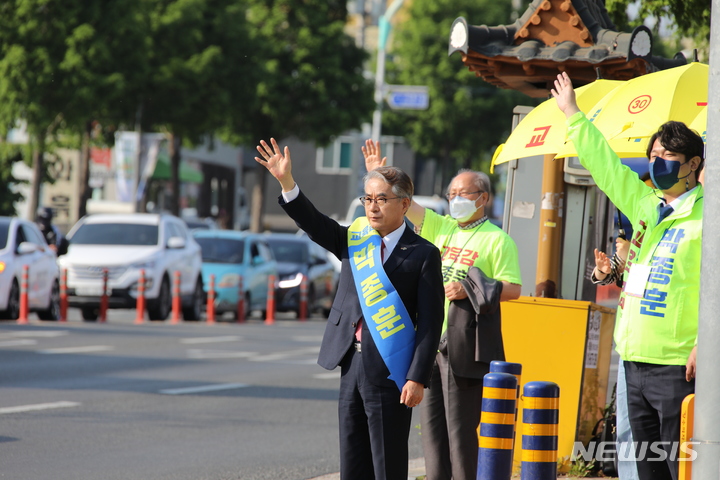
[{"xmin": 387, "ymin": 87, "xmax": 429, "ymax": 110}]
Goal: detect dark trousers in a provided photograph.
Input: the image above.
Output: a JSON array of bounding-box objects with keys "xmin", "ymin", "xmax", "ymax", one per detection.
[
  {"xmin": 338, "ymin": 346, "xmax": 412, "ymax": 480},
  {"xmin": 420, "ymin": 352, "xmax": 488, "ymax": 480},
  {"xmin": 624, "ymin": 361, "xmax": 695, "ymax": 480}
]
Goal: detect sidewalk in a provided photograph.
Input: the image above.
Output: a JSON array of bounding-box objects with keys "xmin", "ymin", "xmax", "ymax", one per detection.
[
  {"xmin": 308, "ymin": 458, "xmax": 426, "ymax": 480},
  {"xmin": 308, "ymin": 457, "xmax": 618, "ymax": 480}
]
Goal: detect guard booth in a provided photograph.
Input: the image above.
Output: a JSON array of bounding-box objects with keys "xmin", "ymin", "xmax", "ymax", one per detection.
[{"xmin": 498, "ymin": 105, "xmax": 622, "ymax": 473}]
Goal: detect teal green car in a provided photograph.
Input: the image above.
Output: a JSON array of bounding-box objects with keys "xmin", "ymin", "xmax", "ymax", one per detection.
[{"xmin": 192, "ymin": 230, "xmax": 277, "ymax": 320}]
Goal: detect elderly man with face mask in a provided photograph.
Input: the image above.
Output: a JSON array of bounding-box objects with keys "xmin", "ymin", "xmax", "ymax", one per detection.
[{"xmin": 364, "ymin": 141, "xmax": 522, "ymax": 480}]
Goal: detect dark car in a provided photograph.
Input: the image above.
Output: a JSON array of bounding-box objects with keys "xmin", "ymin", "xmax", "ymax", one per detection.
[{"xmin": 263, "ymin": 233, "xmax": 338, "ymax": 318}]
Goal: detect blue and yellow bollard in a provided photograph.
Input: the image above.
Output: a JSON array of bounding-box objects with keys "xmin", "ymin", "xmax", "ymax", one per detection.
[
  {"xmin": 490, "ymin": 361, "xmax": 523, "ymax": 470},
  {"xmin": 478, "ymin": 372, "xmax": 518, "ymax": 480},
  {"xmin": 521, "ymin": 381, "xmax": 559, "ymax": 480},
  {"xmin": 490, "ymin": 361, "xmax": 522, "ymax": 392}
]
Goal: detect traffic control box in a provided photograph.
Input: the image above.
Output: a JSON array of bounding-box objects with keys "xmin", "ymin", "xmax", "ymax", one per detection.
[{"xmin": 501, "ymin": 297, "xmax": 615, "ymax": 475}]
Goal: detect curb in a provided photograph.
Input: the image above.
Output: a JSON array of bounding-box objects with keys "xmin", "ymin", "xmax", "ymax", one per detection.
[{"xmin": 308, "ymin": 457, "xmax": 426, "ymax": 480}]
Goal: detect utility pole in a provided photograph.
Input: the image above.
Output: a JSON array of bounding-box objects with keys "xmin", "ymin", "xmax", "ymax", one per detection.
[
  {"xmin": 692, "ymin": 0, "xmax": 720, "ymax": 476},
  {"xmin": 370, "ymin": 0, "xmax": 405, "ymax": 143}
]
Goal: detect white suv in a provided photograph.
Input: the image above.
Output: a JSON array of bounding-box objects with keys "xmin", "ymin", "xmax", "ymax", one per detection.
[{"xmin": 59, "ymin": 213, "xmax": 204, "ymax": 321}]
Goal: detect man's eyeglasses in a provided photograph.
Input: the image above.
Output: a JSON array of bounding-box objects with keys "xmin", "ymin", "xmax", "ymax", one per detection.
[
  {"xmin": 359, "ymin": 196, "xmax": 402, "ymax": 206},
  {"xmin": 445, "ymin": 191, "xmax": 484, "ymax": 200}
]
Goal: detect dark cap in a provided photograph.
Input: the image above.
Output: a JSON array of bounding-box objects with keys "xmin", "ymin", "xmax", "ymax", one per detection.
[{"xmin": 37, "ymin": 207, "xmax": 53, "ymax": 221}]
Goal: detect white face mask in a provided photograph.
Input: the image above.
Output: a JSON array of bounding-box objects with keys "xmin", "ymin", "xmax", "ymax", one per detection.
[{"xmin": 449, "ymin": 196, "xmax": 479, "ymax": 222}]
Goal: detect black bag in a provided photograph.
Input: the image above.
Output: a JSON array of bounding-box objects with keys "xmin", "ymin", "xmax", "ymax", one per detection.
[
  {"xmin": 587, "ymin": 384, "xmax": 618, "ymax": 477},
  {"xmin": 57, "ymin": 236, "xmax": 69, "ymax": 256}
]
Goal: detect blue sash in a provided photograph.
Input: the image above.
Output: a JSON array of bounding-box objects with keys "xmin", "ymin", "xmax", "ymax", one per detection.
[{"xmin": 347, "ymin": 217, "xmax": 416, "ymax": 391}]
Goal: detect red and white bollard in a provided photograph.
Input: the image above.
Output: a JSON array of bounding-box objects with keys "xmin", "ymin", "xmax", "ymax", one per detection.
[
  {"xmin": 134, "ymin": 269, "xmax": 146, "ymax": 324},
  {"xmin": 298, "ymin": 275, "xmax": 308, "ymax": 321},
  {"xmin": 17, "ymin": 265, "xmax": 29, "ymax": 324},
  {"xmin": 325, "ymin": 276, "xmax": 332, "ymax": 296},
  {"xmin": 99, "ymin": 268, "xmax": 109, "ymax": 323},
  {"xmin": 59, "ymin": 268, "xmax": 68, "ymax": 323},
  {"xmin": 236, "ymin": 276, "xmax": 245, "ymax": 324},
  {"xmin": 170, "ymin": 270, "xmax": 182, "ymax": 324},
  {"xmin": 206, "ymin": 274, "xmax": 216, "ymax": 324},
  {"xmin": 265, "ymin": 274, "xmax": 276, "ymax": 325}
]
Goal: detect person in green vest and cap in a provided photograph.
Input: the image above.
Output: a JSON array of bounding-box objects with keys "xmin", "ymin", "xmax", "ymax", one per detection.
[{"xmin": 553, "ymin": 71, "xmax": 703, "ymax": 480}]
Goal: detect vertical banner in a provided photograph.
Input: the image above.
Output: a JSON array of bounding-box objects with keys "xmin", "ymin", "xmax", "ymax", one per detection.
[
  {"xmin": 113, "ymin": 132, "xmax": 165, "ymax": 204},
  {"xmin": 135, "ymin": 135, "xmax": 165, "ymax": 203},
  {"xmin": 114, "ymin": 131, "xmax": 138, "ymax": 203}
]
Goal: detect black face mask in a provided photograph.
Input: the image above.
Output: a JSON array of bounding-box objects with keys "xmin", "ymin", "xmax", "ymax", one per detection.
[{"xmin": 649, "ymin": 157, "xmax": 691, "ymax": 190}]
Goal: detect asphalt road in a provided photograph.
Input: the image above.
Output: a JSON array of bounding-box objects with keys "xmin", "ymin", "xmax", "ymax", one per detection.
[{"xmin": 0, "ymin": 310, "xmax": 424, "ymax": 480}]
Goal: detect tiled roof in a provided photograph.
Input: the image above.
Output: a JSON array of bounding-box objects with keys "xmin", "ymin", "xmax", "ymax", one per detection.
[{"xmin": 448, "ymin": 0, "xmax": 687, "ymax": 97}]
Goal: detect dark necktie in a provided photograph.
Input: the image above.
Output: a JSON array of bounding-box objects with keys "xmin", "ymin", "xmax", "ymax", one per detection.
[{"xmin": 657, "ymin": 204, "xmax": 674, "ymax": 225}]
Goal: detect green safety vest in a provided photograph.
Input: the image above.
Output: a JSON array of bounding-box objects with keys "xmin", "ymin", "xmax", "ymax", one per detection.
[{"xmin": 567, "ymin": 112, "xmax": 702, "ymax": 365}]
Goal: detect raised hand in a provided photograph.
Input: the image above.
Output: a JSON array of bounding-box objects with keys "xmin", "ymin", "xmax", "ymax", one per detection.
[
  {"xmin": 593, "ymin": 248, "xmax": 612, "ymax": 278},
  {"xmin": 362, "ymin": 139, "xmax": 387, "ymax": 172},
  {"xmin": 255, "ymin": 138, "xmax": 295, "ymax": 192},
  {"xmin": 551, "ymin": 72, "xmax": 581, "ymax": 118}
]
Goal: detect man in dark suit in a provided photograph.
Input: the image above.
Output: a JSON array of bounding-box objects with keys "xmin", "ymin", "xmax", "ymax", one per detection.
[{"xmin": 255, "ymin": 138, "xmax": 444, "ymax": 480}]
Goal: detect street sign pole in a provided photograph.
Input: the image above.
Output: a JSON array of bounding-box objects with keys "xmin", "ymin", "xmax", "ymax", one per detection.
[
  {"xmin": 692, "ymin": 0, "xmax": 720, "ymax": 477},
  {"xmin": 371, "ymin": 0, "xmax": 405, "ymax": 143}
]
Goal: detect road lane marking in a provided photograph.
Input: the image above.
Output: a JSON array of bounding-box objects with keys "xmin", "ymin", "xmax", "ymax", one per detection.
[
  {"xmin": 0, "ymin": 401, "xmax": 81, "ymax": 415},
  {"xmin": 0, "ymin": 339, "xmax": 38, "ymax": 347},
  {"xmin": 37, "ymin": 346, "xmax": 114, "ymax": 354},
  {"xmin": 181, "ymin": 336, "xmax": 242, "ymax": 344},
  {"xmin": 277, "ymin": 359, "xmax": 318, "ymax": 365},
  {"xmin": 186, "ymin": 349, "xmax": 257, "ymax": 359},
  {"xmin": 292, "ymin": 335, "xmax": 324, "ymax": 342},
  {"xmin": 249, "ymin": 347, "xmax": 320, "ymax": 362},
  {"xmin": 0, "ymin": 331, "xmax": 68, "ymax": 338},
  {"xmin": 159, "ymin": 383, "xmax": 249, "ymax": 395},
  {"xmin": 313, "ymin": 372, "xmax": 341, "ymax": 380}
]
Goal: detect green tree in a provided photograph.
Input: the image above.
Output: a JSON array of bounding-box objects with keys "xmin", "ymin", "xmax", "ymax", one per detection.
[
  {"xmin": 0, "ymin": 0, "xmax": 78, "ymax": 217},
  {"xmin": 225, "ymin": 0, "xmax": 374, "ymax": 232},
  {"xmin": 0, "ymin": 0, "xmax": 149, "ymax": 218},
  {"xmin": 138, "ymin": 0, "xmax": 258, "ymax": 216},
  {"xmin": 383, "ymin": 0, "xmax": 533, "ymax": 190},
  {"xmin": 57, "ymin": 0, "xmax": 150, "ymax": 218},
  {"xmin": 605, "ymin": 0, "xmax": 710, "ymax": 60},
  {"xmin": 0, "ymin": 144, "xmax": 28, "ymax": 216}
]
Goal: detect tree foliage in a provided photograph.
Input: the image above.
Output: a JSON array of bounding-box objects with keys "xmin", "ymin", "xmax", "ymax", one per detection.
[
  {"xmin": 228, "ymin": 0, "xmax": 374, "ymax": 145},
  {"xmin": 0, "ymin": 144, "xmax": 28, "ymax": 216},
  {"xmin": 135, "ymin": 0, "xmax": 260, "ymax": 215},
  {"xmin": 0, "ymin": 0, "xmax": 149, "ymax": 216},
  {"xmin": 605, "ymin": 0, "xmax": 711, "ymax": 59},
  {"xmin": 224, "ymin": 0, "xmax": 374, "ymax": 231},
  {"xmin": 0, "ymin": 0, "xmax": 375, "ymax": 225},
  {"xmin": 383, "ymin": 0, "xmax": 533, "ymax": 188}
]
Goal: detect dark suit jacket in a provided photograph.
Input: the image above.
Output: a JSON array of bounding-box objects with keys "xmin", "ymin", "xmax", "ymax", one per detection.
[
  {"xmin": 446, "ymin": 266, "xmax": 504, "ymax": 379},
  {"xmin": 281, "ymin": 191, "xmax": 444, "ymax": 388}
]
